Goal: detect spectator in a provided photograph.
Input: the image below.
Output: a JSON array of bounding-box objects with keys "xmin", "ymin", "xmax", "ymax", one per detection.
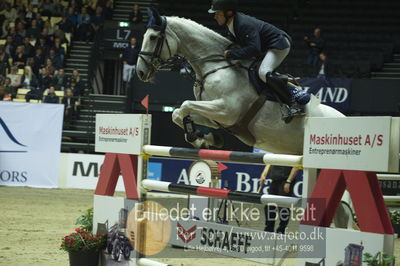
[
  {"xmin": 4, "ymin": 35, "xmax": 15, "ymax": 57},
  {"xmin": 10, "ymin": 27, "xmax": 24, "ymax": 47},
  {"xmin": 13, "ymin": 45, "xmax": 27, "ymax": 69},
  {"xmin": 46, "ymin": 48, "xmax": 62, "ymax": 69},
  {"xmin": 0, "ymin": 3, "xmax": 18, "ymax": 22},
  {"xmin": 26, "ymin": 19, "xmax": 41, "ymax": 40},
  {"xmin": 32, "ymin": 47, "xmax": 45, "ymax": 76},
  {"xmin": 76, "ymin": 6, "xmax": 92, "ymax": 41},
  {"xmin": 3, "ymin": 77, "xmax": 14, "ymax": 99},
  {"xmin": 39, "ymin": 67, "xmax": 56, "ymax": 91},
  {"xmin": 53, "ymin": 24, "xmax": 66, "ymax": 42},
  {"xmin": 40, "ymin": 28, "xmax": 54, "ymax": 47},
  {"xmin": 0, "ymin": 83, "xmax": 12, "ymax": 101},
  {"xmin": 68, "ymin": 0, "xmax": 83, "ymax": 12},
  {"xmin": 314, "ymin": 52, "xmax": 332, "ymax": 78},
  {"xmin": 21, "ymin": 65, "xmax": 39, "ymax": 90},
  {"xmin": 35, "ymin": 37, "xmax": 50, "ymax": 56},
  {"xmin": 57, "ymin": 16, "xmax": 74, "ymax": 34},
  {"xmin": 44, "ymin": 85, "xmax": 59, "ymax": 103},
  {"xmin": 52, "ymin": 0, "xmax": 65, "ymax": 17},
  {"xmin": 40, "ymin": 0, "xmax": 54, "ymax": 18},
  {"xmin": 66, "ymin": 7, "xmax": 78, "ymax": 28},
  {"xmin": 62, "ymin": 88, "xmax": 78, "ymax": 127},
  {"xmin": 43, "ymin": 20, "xmax": 55, "ymax": 36},
  {"xmin": 35, "ymin": 13, "xmax": 45, "ymax": 29},
  {"xmin": 122, "ymin": 37, "xmax": 140, "ymax": 83},
  {"xmin": 1, "ymin": 19, "xmax": 11, "ymax": 39},
  {"xmin": 53, "ymin": 37, "xmax": 65, "ymax": 62},
  {"xmin": 103, "ymin": 0, "xmax": 113, "ymax": 20},
  {"xmin": 25, "ymin": 5, "xmax": 37, "ymax": 24},
  {"xmin": 260, "ymin": 165, "xmax": 299, "ymax": 234},
  {"xmin": 304, "ymin": 27, "xmax": 325, "ymax": 67},
  {"xmin": 70, "ymin": 80, "xmax": 83, "ymax": 96},
  {"xmin": 7, "ymin": 66, "xmax": 22, "ymax": 95},
  {"xmin": 91, "ymin": 6, "xmax": 104, "ymax": 35},
  {"xmin": 31, "ymin": 0, "xmax": 40, "ymax": 8},
  {"xmin": 0, "ymin": 46, "xmax": 10, "ymax": 76},
  {"xmin": 128, "ymin": 4, "xmax": 142, "ymax": 24},
  {"xmin": 15, "ymin": 15, "xmax": 28, "ymax": 32},
  {"xmin": 42, "ymin": 58, "xmax": 56, "ymax": 75},
  {"xmin": 54, "ymin": 68, "xmax": 67, "ymax": 90},
  {"xmin": 68, "ymin": 69, "xmax": 82, "ymax": 87},
  {"xmin": 23, "ymin": 37, "xmax": 35, "ymax": 58}
]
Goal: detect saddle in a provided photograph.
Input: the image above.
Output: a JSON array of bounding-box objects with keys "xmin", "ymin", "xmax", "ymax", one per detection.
[{"xmin": 226, "ymin": 59, "xmax": 305, "ymax": 145}]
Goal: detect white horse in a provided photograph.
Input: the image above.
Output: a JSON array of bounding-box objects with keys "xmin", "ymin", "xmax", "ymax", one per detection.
[
  {"xmin": 136, "ymin": 11, "xmax": 344, "ymax": 155},
  {"xmin": 136, "ymin": 9, "xmax": 353, "ymax": 229}
]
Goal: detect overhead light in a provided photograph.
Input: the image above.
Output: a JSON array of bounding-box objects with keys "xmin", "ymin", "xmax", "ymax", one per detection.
[
  {"xmin": 119, "ymin": 22, "xmax": 129, "ymax": 27},
  {"xmin": 162, "ymin": 106, "xmax": 175, "ymax": 112}
]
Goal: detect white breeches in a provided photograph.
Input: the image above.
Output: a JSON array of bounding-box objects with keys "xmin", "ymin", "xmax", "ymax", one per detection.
[
  {"xmin": 258, "ymin": 40, "xmax": 291, "ymax": 82},
  {"xmin": 123, "ymin": 64, "xmax": 136, "ymax": 82}
]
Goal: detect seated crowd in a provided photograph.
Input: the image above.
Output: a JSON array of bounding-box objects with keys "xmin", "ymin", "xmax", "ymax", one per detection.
[
  {"xmin": 0, "ymin": 0, "xmax": 113, "ymax": 126},
  {"xmin": 0, "ymin": 0, "xmax": 113, "ymax": 102}
]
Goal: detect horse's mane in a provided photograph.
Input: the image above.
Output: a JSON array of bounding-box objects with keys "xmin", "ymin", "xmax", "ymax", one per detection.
[{"xmin": 166, "ymin": 16, "xmax": 232, "ymax": 48}]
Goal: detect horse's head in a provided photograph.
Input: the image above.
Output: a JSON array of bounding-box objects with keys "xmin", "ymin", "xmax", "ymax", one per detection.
[{"xmin": 137, "ymin": 8, "xmax": 179, "ymax": 81}]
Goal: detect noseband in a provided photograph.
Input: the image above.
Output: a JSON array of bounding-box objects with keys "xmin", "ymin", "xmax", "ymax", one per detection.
[{"xmin": 139, "ymin": 16, "xmax": 173, "ymax": 71}]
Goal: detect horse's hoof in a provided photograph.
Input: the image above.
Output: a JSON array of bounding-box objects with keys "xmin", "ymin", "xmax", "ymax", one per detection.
[
  {"xmin": 185, "ymin": 133, "xmax": 198, "ymax": 143},
  {"xmin": 283, "ymin": 116, "xmax": 293, "ymax": 124}
]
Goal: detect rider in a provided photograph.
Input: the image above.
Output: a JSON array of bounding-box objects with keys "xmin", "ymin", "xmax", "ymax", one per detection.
[{"xmin": 208, "ymin": 0, "xmax": 308, "ymax": 117}]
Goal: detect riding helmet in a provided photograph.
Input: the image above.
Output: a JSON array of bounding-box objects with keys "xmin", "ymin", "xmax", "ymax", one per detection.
[{"xmin": 208, "ymin": 0, "xmax": 238, "ymax": 13}]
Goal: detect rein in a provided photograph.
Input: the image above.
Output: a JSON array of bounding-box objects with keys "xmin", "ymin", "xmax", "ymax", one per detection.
[{"xmin": 187, "ymin": 54, "xmax": 249, "ymax": 100}]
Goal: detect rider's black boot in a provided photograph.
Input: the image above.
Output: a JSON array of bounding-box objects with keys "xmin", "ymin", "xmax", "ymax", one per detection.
[{"xmin": 265, "ymin": 72, "xmax": 305, "ymax": 120}]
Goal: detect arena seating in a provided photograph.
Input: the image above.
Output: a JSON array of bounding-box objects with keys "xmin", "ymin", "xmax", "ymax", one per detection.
[{"xmin": 159, "ymin": 0, "xmax": 400, "ymax": 78}]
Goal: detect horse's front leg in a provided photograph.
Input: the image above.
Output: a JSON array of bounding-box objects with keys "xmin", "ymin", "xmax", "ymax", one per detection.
[
  {"xmin": 172, "ymin": 109, "xmax": 219, "ymax": 129},
  {"xmin": 179, "ymin": 99, "xmax": 238, "ymax": 126},
  {"xmin": 172, "ymin": 100, "xmax": 231, "ymax": 148}
]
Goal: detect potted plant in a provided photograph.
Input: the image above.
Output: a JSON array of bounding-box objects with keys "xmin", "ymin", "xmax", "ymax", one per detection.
[
  {"xmin": 363, "ymin": 251, "xmax": 395, "ymax": 266},
  {"xmin": 389, "ymin": 209, "xmax": 400, "ymax": 237},
  {"xmin": 60, "ymin": 208, "xmax": 106, "ymax": 266}
]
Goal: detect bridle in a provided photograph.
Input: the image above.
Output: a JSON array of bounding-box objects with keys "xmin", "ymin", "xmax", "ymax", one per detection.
[{"xmin": 138, "ymin": 16, "xmax": 173, "ymax": 72}]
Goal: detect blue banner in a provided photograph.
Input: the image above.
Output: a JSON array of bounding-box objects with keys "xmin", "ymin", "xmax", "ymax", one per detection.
[
  {"xmin": 148, "ymin": 157, "xmax": 304, "ymax": 197},
  {"xmin": 299, "ymin": 78, "xmax": 351, "ymax": 113}
]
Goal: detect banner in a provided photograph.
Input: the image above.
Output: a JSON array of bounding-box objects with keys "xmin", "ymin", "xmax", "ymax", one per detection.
[
  {"xmin": 59, "ymin": 153, "xmax": 125, "ymax": 191},
  {"xmin": 300, "ymin": 78, "xmax": 351, "ymax": 113},
  {"xmin": 0, "ymin": 102, "xmax": 63, "ymax": 188}
]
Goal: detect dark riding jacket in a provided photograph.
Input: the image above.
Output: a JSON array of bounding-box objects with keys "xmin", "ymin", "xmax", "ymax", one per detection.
[{"xmin": 225, "ymin": 12, "xmax": 292, "ymax": 60}]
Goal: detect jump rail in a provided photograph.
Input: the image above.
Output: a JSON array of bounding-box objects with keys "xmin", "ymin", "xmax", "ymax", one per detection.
[
  {"xmin": 141, "ymin": 180, "xmax": 300, "ymax": 207},
  {"xmin": 142, "ymin": 145, "xmax": 303, "ymax": 167},
  {"xmin": 138, "ymin": 258, "xmax": 171, "ymax": 266}
]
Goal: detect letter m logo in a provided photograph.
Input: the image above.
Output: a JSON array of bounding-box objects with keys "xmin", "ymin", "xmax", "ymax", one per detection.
[{"xmin": 73, "ymin": 162, "xmax": 98, "ymax": 177}]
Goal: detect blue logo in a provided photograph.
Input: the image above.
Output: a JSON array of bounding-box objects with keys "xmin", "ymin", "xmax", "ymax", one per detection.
[
  {"xmin": 148, "ymin": 162, "xmax": 162, "ymax": 180},
  {"xmin": 0, "ymin": 117, "xmax": 27, "ymax": 152}
]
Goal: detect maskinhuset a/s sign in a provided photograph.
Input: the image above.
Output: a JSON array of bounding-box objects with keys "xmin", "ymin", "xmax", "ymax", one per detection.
[
  {"xmin": 303, "ymin": 117, "xmax": 400, "ymax": 172},
  {"xmin": 95, "ymin": 114, "xmax": 151, "ymax": 155}
]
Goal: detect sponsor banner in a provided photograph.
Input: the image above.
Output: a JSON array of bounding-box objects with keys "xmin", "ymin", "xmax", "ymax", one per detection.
[
  {"xmin": 95, "ymin": 114, "xmax": 151, "ymax": 155},
  {"xmin": 93, "ymin": 195, "xmax": 137, "ymax": 265},
  {"xmin": 150, "ymin": 157, "xmax": 304, "ymax": 197},
  {"xmin": 60, "ymin": 153, "xmax": 126, "ymax": 191},
  {"xmin": 303, "ymin": 117, "xmax": 399, "ymax": 172},
  {"xmin": 297, "ymin": 226, "xmax": 395, "ymax": 266},
  {"xmin": 300, "ymin": 78, "xmax": 351, "ymax": 113},
  {"xmin": 0, "ymin": 102, "xmax": 63, "ymax": 188},
  {"xmin": 60, "ymin": 152, "xmax": 304, "ymax": 196}
]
